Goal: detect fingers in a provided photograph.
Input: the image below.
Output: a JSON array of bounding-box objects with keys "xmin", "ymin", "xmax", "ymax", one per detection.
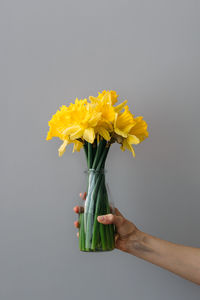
[
  {"xmin": 73, "ymin": 206, "xmax": 84, "ymax": 214},
  {"xmin": 74, "ymin": 221, "xmax": 79, "ymax": 238},
  {"xmin": 74, "ymin": 192, "xmax": 86, "ymax": 239},
  {"xmin": 74, "ymin": 220, "xmax": 79, "ymax": 228},
  {"xmin": 97, "ymin": 214, "xmax": 124, "ymax": 227},
  {"xmin": 73, "ymin": 192, "xmax": 86, "ymax": 240},
  {"xmin": 79, "ymin": 192, "xmax": 86, "ymax": 200},
  {"xmin": 73, "ymin": 192, "xmax": 86, "ymax": 214}
]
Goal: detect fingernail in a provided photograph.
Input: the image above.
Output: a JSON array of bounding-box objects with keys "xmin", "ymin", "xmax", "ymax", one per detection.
[{"xmin": 98, "ymin": 216, "xmax": 105, "ymax": 221}]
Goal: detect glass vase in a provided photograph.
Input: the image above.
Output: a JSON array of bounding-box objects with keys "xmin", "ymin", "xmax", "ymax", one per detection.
[{"xmin": 78, "ymin": 169, "xmax": 115, "ymax": 252}]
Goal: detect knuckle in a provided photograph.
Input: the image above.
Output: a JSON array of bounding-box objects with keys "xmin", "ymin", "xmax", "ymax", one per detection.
[
  {"xmin": 120, "ymin": 216, "xmax": 125, "ymax": 224},
  {"xmin": 108, "ymin": 214, "xmax": 114, "ymax": 222},
  {"xmin": 117, "ymin": 216, "xmax": 124, "ymax": 226}
]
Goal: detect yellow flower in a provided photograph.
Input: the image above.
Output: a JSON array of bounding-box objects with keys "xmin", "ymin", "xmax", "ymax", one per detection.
[
  {"xmin": 114, "ymin": 100, "xmax": 128, "ymax": 113},
  {"xmin": 98, "ymin": 90, "xmax": 119, "ymax": 105},
  {"xmin": 114, "ymin": 106, "xmax": 148, "ymax": 157},
  {"xmin": 120, "ymin": 116, "xmax": 149, "ymax": 157},
  {"xmin": 72, "ymin": 140, "xmax": 83, "ymax": 153},
  {"xmin": 120, "ymin": 135, "xmax": 140, "ymax": 157},
  {"xmin": 129, "ymin": 116, "xmax": 149, "ymax": 142},
  {"xmin": 114, "ymin": 106, "xmax": 135, "ymax": 138},
  {"xmin": 58, "ymin": 139, "xmax": 83, "ymax": 157},
  {"xmin": 91, "ymin": 100, "xmax": 115, "ymax": 125},
  {"xmin": 89, "ymin": 90, "xmax": 118, "ymax": 105},
  {"xmin": 90, "ymin": 99, "xmax": 115, "ymax": 141},
  {"xmin": 46, "ymin": 105, "xmax": 70, "ymax": 141},
  {"xmin": 46, "ymin": 90, "xmax": 149, "ymax": 157},
  {"xmin": 66, "ymin": 100, "xmax": 102, "ymax": 143},
  {"xmin": 58, "ymin": 138, "xmax": 71, "ymax": 157},
  {"xmin": 89, "ymin": 90, "xmax": 127, "ymax": 113},
  {"xmin": 47, "ymin": 98, "xmax": 102, "ymax": 144},
  {"xmin": 88, "ymin": 91, "xmax": 128, "ymax": 141}
]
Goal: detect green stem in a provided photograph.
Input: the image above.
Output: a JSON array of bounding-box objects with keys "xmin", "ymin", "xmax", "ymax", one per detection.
[
  {"xmin": 83, "ymin": 142, "xmax": 88, "ymax": 160},
  {"xmin": 81, "ymin": 138, "xmax": 114, "ymax": 251},
  {"xmin": 105, "ymin": 224, "xmax": 111, "ymax": 250},
  {"xmin": 97, "ymin": 185, "xmax": 109, "ymax": 251},
  {"xmin": 79, "ymin": 213, "xmax": 86, "ymax": 251},
  {"xmin": 88, "ymin": 143, "xmax": 93, "ymax": 169},
  {"xmin": 84, "ymin": 171, "xmax": 95, "ymax": 236},
  {"xmin": 85, "ymin": 173, "xmax": 103, "ymax": 250},
  {"xmin": 92, "ymin": 138, "xmax": 97, "ymax": 160},
  {"xmin": 96, "ymin": 145, "xmax": 110, "ymax": 171},
  {"xmin": 99, "ymin": 223, "xmax": 107, "ymax": 250},
  {"xmin": 92, "ymin": 139, "xmax": 106, "ymax": 169},
  {"xmin": 79, "ymin": 214, "xmax": 82, "ymax": 250},
  {"xmin": 91, "ymin": 176, "xmax": 104, "ymax": 250}
]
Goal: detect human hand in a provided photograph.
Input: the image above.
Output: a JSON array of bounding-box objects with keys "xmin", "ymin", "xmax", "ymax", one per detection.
[
  {"xmin": 74, "ymin": 193, "xmax": 200, "ymax": 285},
  {"xmin": 73, "ymin": 192, "xmax": 140, "ymax": 253}
]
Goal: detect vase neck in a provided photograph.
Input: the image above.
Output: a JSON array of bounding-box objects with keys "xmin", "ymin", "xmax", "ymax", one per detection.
[{"xmin": 85, "ymin": 168, "xmax": 106, "ymax": 175}]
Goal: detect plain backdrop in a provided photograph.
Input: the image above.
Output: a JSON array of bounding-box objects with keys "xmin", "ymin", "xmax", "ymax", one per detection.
[{"xmin": 1, "ymin": 0, "xmax": 200, "ymax": 299}]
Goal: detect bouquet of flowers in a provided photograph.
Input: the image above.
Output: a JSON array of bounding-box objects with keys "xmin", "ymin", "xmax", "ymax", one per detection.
[{"xmin": 46, "ymin": 90, "xmax": 149, "ymax": 252}]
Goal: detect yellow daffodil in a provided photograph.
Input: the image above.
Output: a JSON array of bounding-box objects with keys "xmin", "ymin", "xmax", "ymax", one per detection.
[
  {"xmin": 114, "ymin": 100, "xmax": 128, "ymax": 113},
  {"xmin": 119, "ymin": 116, "xmax": 149, "ymax": 157},
  {"xmin": 113, "ymin": 106, "xmax": 148, "ymax": 157},
  {"xmin": 58, "ymin": 139, "xmax": 83, "ymax": 156},
  {"xmin": 58, "ymin": 138, "xmax": 71, "ymax": 157},
  {"xmin": 46, "ymin": 90, "xmax": 149, "ymax": 158},
  {"xmin": 72, "ymin": 140, "xmax": 83, "ymax": 153},
  {"xmin": 89, "ymin": 90, "xmax": 127, "ymax": 113},
  {"xmin": 114, "ymin": 106, "xmax": 135, "ymax": 138},
  {"xmin": 129, "ymin": 116, "xmax": 149, "ymax": 142},
  {"xmin": 46, "ymin": 105, "xmax": 70, "ymax": 141},
  {"xmin": 88, "ymin": 91, "xmax": 129, "ymax": 141},
  {"xmin": 120, "ymin": 135, "xmax": 140, "ymax": 157},
  {"xmin": 47, "ymin": 98, "xmax": 102, "ymax": 144},
  {"xmin": 89, "ymin": 90, "xmax": 118, "ymax": 105},
  {"xmin": 66, "ymin": 103, "xmax": 101, "ymax": 143},
  {"xmin": 89, "ymin": 98, "xmax": 115, "ymax": 141}
]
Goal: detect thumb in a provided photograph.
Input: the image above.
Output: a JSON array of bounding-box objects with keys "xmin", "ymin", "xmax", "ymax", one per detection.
[{"xmin": 97, "ymin": 214, "xmax": 124, "ymax": 227}]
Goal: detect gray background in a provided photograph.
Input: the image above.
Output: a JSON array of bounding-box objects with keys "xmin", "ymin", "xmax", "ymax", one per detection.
[{"xmin": 1, "ymin": 0, "xmax": 200, "ymax": 299}]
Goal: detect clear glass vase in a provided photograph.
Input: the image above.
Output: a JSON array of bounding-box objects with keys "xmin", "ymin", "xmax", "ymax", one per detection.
[{"xmin": 78, "ymin": 169, "xmax": 115, "ymax": 252}]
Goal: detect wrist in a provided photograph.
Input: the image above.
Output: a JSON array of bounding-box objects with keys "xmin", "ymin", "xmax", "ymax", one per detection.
[{"xmin": 128, "ymin": 229, "xmax": 154, "ymax": 256}]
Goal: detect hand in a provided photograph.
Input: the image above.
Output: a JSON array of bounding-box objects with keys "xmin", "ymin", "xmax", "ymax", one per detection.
[
  {"xmin": 73, "ymin": 192, "xmax": 140, "ymax": 253},
  {"xmin": 74, "ymin": 193, "xmax": 200, "ymax": 285}
]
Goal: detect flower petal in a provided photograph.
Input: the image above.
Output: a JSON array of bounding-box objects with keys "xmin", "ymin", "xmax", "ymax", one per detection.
[
  {"xmin": 122, "ymin": 139, "xmax": 136, "ymax": 157},
  {"xmin": 83, "ymin": 128, "xmax": 95, "ymax": 144},
  {"xmin": 62, "ymin": 125, "xmax": 81, "ymax": 136},
  {"xmin": 114, "ymin": 127, "xmax": 128, "ymax": 138},
  {"xmin": 97, "ymin": 127, "xmax": 111, "ymax": 141},
  {"xmin": 70, "ymin": 128, "xmax": 84, "ymax": 140},
  {"xmin": 114, "ymin": 100, "xmax": 128, "ymax": 113},
  {"xmin": 127, "ymin": 134, "xmax": 140, "ymax": 145},
  {"xmin": 89, "ymin": 112, "xmax": 102, "ymax": 127},
  {"xmin": 58, "ymin": 140, "xmax": 69, "ymax": 157},
  {"xmin": 73, "ymin": 140, "xmax": 83, "ymax": 152}
]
